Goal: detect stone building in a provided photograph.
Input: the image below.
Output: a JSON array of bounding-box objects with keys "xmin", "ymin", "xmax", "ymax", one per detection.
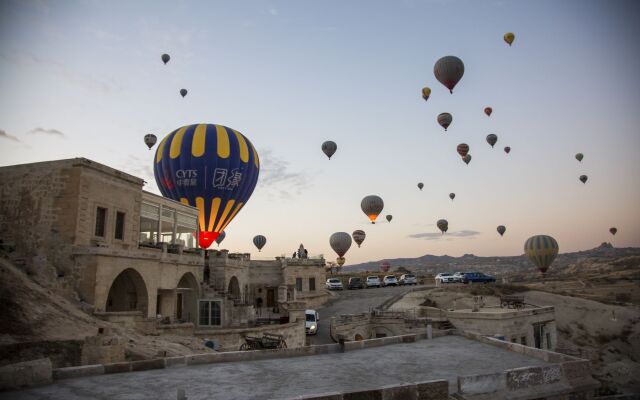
[{"xmin": 0, "ymin": 158, "xmax": 327, "ymax": 343}]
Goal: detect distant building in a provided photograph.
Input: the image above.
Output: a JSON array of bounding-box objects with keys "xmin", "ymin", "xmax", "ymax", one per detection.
[{"xmin": 0, "ymin": 158, "xmax": 327, "ymax": 346}]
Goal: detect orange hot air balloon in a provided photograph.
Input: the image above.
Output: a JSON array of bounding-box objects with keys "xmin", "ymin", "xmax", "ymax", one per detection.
[{"xmin": 361, "ymin": 195, "xmax": 384, "ymax": 224}]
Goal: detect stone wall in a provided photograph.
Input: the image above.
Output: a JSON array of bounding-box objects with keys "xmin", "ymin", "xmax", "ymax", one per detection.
[
  {"xmin": 0, "ymin": 358, "xmax": 52, "ymax": 391},
  {"xmin": 195, "ymin": 320, "xmax": 305, "ymax": 352},
  {"xmin": 287, "ymin": 379, "xmax": 449, "ymax": 400},
  {"xmin": 0, "ymin": 340, "xmax": 83, "ymax": 369},
  {"xmin": 447, "ymin": 306, "xmax": 557, "ymax": 350}
]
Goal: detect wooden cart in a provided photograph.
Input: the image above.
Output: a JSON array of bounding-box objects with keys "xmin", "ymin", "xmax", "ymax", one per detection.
[
  {"xmin": 239, "ymin": 333, "xmax": 287, "ymax": 351},
  {"xmin": 500, "ymin": 295, "xmax": 525, "ymax": 309}
]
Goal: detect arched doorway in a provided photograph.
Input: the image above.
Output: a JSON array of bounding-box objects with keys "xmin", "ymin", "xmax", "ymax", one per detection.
[
  {"xmin": 106, "ymin": 268, "xmax": 148, "ymax": 314},
  {"xmin": 228, "ymin": 276, "xmax": 241, "ymax": 303},
  {"xmin": 176, "ymin": 273, "xmax": 199, "ymax": 323},
  {"xmin": 354, "ymin": 333, "xmax": 364, "ymax": 341}
]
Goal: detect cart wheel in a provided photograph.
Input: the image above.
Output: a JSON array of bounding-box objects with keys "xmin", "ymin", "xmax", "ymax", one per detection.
[{"xmin": 240, "ymin": 343, "xmax": 249, "ymax": 351}]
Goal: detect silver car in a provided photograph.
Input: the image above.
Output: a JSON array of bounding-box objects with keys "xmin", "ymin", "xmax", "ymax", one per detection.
[
  {"xmin": 325, "ymin": 278, "xmax": 344, "ymax": 290},
  {"xmin": 399, "ymin": 274, "xmax": 417, "ymax": 285}
]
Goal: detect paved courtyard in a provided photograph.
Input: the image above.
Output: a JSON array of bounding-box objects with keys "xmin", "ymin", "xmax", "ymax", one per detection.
[{"xmin": 2, "ymin": 335, "xmax": 550, "ymax": 400}]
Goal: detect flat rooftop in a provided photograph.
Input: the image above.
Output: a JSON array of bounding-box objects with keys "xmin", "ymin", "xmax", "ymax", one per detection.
[{"xmin": 7, "ymin": 336, "xmax": 550, "ymax": 400}]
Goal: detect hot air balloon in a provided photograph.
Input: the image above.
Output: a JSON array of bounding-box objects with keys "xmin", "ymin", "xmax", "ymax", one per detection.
[
  {"xmin": 437, "ymin": 113, "xmax": 453, "ymax": 131},
  {"xmin": 457, "ymin": 143, "xmax": 469, "ymax": 157},
  {"xmin": 437, "ymin": 219, "xmax": 448, "ymax": 234},
  {"xmin": 330, "ymin": 232, "xmax": 352, "ymax": 259},
  {"xmin": 417, "ymin": 182, "xmax": 424, "ymax": 191},
  {"xmin": 486, "ymin": 134, "xmax": 498, "ymax": 148},
  {"xmin": 504, "ymin": 32, "xmax": 515, "ymax": 46},
  {"xmin": 352, "ymin": 230, "xmax": 366, "ymax": 248},
  {"xmin": 321, "ymin": 141, "xmax": 337, "ymax": 159},
  {"xmin": 154, "ymin": 124, "xmax": 260, "ymax": 248},
  {"xmin": 386, "ymin": 215, "xmax": 393, "ymax": 223},
  {"xmin": 524, "ymin": 235, "xmax": 559, "ymax": 274},
  {"xmin": 504, "ymin": 146, "xmax": 511, "ymax": 154},
  {"xmin": 462, "ymin": 154, "xmax": 472, "ymax": 165},
  {"xmin": 434, "ymin": 56, "xmax": 464, "ymax": 93},
  {"xmin": 497, "ymin": 225, "xmax": 506, "ymax": 236},
  {"xmin": 161, "ymin": 54, "xmax": 170, "ymax": 65},
  {"xmin": 579, "ymin": 175, "xmax": 588, "ymax": 184},
  {"xmin": 253, "ymin": 235, "xmax": 267, "ymax": 251},
  {"xmin": 484, "ymin": 107, "xmax": 492, "ymax": 117},
  {"xmin": 144, "ymin": 134, "xmax": 157, "ymax": 149},
  {"xmin": 361, "ymin": 195, "xmax": 384, "ymax": 224},
  {"xmin": 575, "ymin": 153, "xmax": 584, "ymax": 162},
  {"xmin": 449, "ymin": 193, "xmax": 455, "ymax": 201},
  {"xmin": 180, "ymin": 89, "xmax": 188, "ymax": 98},
  {"xmin": 422, "ymin": 87, "xmax": 431, "ymax": 102},
  {"xmin": 336, "ymin": 257, "xmax": 346, "ymax": 267},
  {"xmin": 609, "ymin": 227, "xmax": 617, "ymax": 236},
  {"xmin": 215, "ymin": 231, "xmax": 226, "ymax": 246},
  {"xmin": 380, "ymin": 262, "xmax": 390, "ymax": 273}
]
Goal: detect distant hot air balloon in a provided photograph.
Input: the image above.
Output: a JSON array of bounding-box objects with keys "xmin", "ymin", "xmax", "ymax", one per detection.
[
  {"xmin": 215, "ymin": 231, "xmax": 226, "ymax": 246},
  {"xmin": 336, "ymin": 257, "xmax": 346, "ymax": 267},
  {"xmin": 380, "ymin": 262, "xmax": 391, "ymax": 273},
  {"xmin": 524, "ymin": 235, "xmax": 559, "ymax": 274},
  {"xmin": 386, "ymin": 215, "xmax": 393, "ymax": 223},
  {"xmin": 437, "ymin": 113, "xmax": 453, "ymax": 131},
  {"xmin": 253, "ymin": 235, "xmax": 267, "ymax": 252},
  {"xmin": 434, "ymin": 56, "xmax": 464, "ymax": 93},
  {"xmin": 154, "ymin": 123, "xmax": 260, "ymax": 249},
  {"xmin": 361, "ymin": 195, "xmax": 384, "ymax": 224},
  {"xmin": 437, "ymin": 219, "xmax": 448, "ymax": 234},
  {"xmin": 322, "ymin": 141, "xmax": 337, "ymax": 159},
  {"xmin": 462, "ymin": 154, "xmax": 472, "ymax": 165},
  {"xmin": 417, "ymin": 182, "xmax": 424, "ymax": 191},
  {"xmin": 609, "ymin": 227, "xmax": 617, "ymax": 236},
  {"xmin": 484, "ymin": 107, "xmax": 492, "ymax": 117},
  {"xmin": 486, "ymin": 134, "xmax": 498, "ymax": 148},
  {"xmin": 180, "ymin": 89, "xmax": 188, "ymax": 98},
  {"xmin": 497, "ymin": 225, "xmax": 506, "ymax": 236},
  {"xmin": 422, "ymin": 87, "xmax": 431, "ymax": 102},
  {"xmin": 504, "ymin": 146, "xmax": 511, "ymax": 154},
  {"xmin": 330, "ymin": 232, "xmax": 352, "ymax": 259},
  {"xmin": 579, "ymin": 175, "xmax": 588, "ymax": 184},
  {"xmin": 449, "ymin": 193, "xmax": 455, "ymax": 201},
  {"xmin": 575, "ymin": 153, "xmax": 584, "ymax": 162},
  {"xmin": 504, "ymin": 32, "xmax": 515, "ymax": 46},
  {"xmin": 457, "ymin": 143, "xmax": 469, "ymax": 157},
  {"xmin": 144, "ymin": 134, "xmax": 157, "ymax": 149},
  {"xmin": 352, "ymin": 230, "xmax": 366, "ymax": 248},
  {"xmin": 161, "ymin": 53, "xmax": 170, "ymax": 65}
]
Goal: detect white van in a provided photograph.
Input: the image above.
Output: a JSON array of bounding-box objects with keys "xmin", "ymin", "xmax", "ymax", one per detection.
[{"xmin": 305, "ymin": 309, "xmax": 319, "ymax": 335}]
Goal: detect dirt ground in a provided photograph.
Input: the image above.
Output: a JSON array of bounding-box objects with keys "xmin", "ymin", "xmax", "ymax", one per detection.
[{"xmin": 391, "ymin": 284, "xmax": 640, "ymax": 395}]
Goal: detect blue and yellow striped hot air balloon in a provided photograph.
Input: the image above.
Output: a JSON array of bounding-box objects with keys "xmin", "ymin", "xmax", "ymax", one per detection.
[
  {"xmin": 154, "ymin": 123, "xmax": 260, "ymax": 249},
  {"xmin": 524, "ymin": 235, "xmax": 559, "ymax": 274}
]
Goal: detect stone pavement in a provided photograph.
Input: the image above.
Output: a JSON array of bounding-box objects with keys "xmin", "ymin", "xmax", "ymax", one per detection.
[{"xmin": 1, "ymin": 336, "xmax": 550, "ymax": 400}]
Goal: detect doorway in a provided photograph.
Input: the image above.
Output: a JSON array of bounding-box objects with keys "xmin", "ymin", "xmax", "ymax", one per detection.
[{"xmin": 176, "ymin": 293, "xmax": 183, "ymax": 320}]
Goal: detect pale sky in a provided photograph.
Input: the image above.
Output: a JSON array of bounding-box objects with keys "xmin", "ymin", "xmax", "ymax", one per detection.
[{"xmin": 1, "ymin": 0, "xmax": 639, "ymax": 265}]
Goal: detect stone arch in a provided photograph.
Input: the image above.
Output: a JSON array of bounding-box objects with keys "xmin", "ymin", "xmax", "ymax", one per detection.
[
  {"xmin": 106, "ymin": 268, "xmax": 149, "ymax": 314},
  {"xmin": 228, "ymin": 276, "xmax": 241, "ymax": 301},
  {"xmin": 354, "ymin": 333, "xmax": 364, "ymax": 341},
  {"xmin": 176, "ymin": 272, "xmax": 199, "ymax": 322}
]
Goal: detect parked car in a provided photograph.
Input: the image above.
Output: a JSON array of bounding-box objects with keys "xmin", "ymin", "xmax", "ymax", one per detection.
[
  {"xmin": 461, "ymin": 272, "xmax": 496, "ymax": 284},
  {"xmin": 348, "ymin": 277, "xmax": 364, "ymax": 289},
  {"xmin": 434, "ymin": 273, "xmax": 456, "ymax": 284},
  {"xmin": 305, "ymin": 309, "xmax": 319, "ymax": 335},
  {"xmin": 365, "ymin": 276, "xmax": 381, "ymax": 288},
  {"xmin": 382, "ymin": 275, "xmax": 398, "ymax": 287},
  {"xmin": 399, "ymin": 274, "xmax": 417, "ymax": 285},
  {"xmin": 452, "ymin": 272, "xmax": 467, "ymax": 283},
  {"xmin": 325, "ymin": 278, "xmax": 344, "ymax": 290}
]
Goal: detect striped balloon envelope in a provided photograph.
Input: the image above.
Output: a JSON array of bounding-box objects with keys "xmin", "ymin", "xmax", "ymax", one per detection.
[
  {"xmin": 154, "ymin": 123, "xmax": 260, "ymax": 249},
  {"xmin": 524, "ymin": 235, "xmax": 559, "ymax": 274}
]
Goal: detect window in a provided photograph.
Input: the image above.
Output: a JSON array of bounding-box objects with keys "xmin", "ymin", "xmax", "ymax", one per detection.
[
  {"xmin": 511, "ymin": 338, "xmax": 517, "ymax": 343},
  {"xmin": 296, "ymin": 278, "xmax": 303, "ymax": 292},
  {"xmin": 115, "ymin": 212, "xmax": 125, "ymax": 240},
  {"xmin": 198, "ymin": 300, "xmax": 221, "ymax": 326},
  {"xmin": 95, "ymin": 207, "xmax": 107, "ymax": 237},
  {"xmin": 161, "ymin": 208, "xmax": 175, "ymax": 244},
  {"xmin": 176, "ymin": 212, "xmax": 197, "ymax": 249},
  {"xmin": 546, "ymin": 333, "xmax": 552, "ymax": 349},
  {"xmin": 520, "ymin": 336, "xmax": 527, "ymax": 346},
  {"xmin": 309, "ymin": 278, "xmax": 316, "ymax": 291},
  {"xmin": 139, "ymin": 203, "xmax": 159, "ymax": 244}
]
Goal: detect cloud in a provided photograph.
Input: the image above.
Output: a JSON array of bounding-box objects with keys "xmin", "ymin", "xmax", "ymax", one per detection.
[
  {"xmin": 0, "ymin": 129, "xmax": 20, "ymax": 142},
  {"xmin": 258, "ymin": 149, "xmax": 310, "ymax": 199},
  {"xmin": 28, "ymin": 127, "xmax": 65, "ymax": 137},
  {"xmin": 409, "ymin": 230, "xmax": 481, "ymax": 240}
]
